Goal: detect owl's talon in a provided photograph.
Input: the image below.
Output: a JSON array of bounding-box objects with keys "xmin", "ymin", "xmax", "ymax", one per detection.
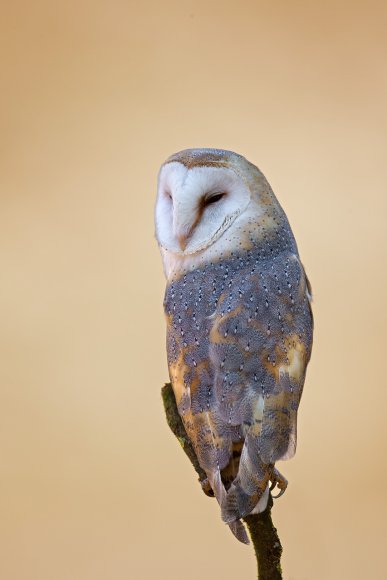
[
  {"xmin": 271, "ymin": 487, "xmax": 286, "ymax": 499},
  {"xmin": 200, "ymin": 477, "xmax": 215, "ymax": 497},
  {"xmin": 270, "ymin": 467, "xmax": 288, "ymax": 499}
]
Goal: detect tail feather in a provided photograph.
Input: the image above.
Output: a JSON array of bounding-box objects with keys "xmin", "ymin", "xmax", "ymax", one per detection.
[
  {"xmin": 229, "ymin": 519, "xmax": 249, "ymax": 544},
  {"xmin": 221, "ymin": 433, "xmax": 273, "ymax": 523},
  {"xmin": 210, "ymin": 469, "xmax": 249, "ymax": 544}
]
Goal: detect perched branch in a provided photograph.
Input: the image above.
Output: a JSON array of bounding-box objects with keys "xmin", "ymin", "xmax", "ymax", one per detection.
[
  {"xmin": 244, "ymin": 499, "xmax": 283, "ymax": 579},
  {"xmin": 161, "ymin": 383, "xmax": 283, "ymax": 579}
]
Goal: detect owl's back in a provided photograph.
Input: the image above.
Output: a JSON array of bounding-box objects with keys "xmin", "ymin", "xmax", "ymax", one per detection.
[{"xmin": 165, "ymin": 231, "xmax": 313, "ymax": 525}]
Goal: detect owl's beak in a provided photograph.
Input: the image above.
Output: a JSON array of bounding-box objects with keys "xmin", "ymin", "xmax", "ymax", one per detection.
[
  {"xmin": 173, "ymin": 204, "xmax": 200, "ymax": 252},
  {"xmin": 177, "ymin": 233, "xmax": 189, "ymax": 251}
]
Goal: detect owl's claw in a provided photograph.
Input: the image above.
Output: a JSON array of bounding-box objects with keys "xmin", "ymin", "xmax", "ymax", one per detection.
[
  {"xmin": 270, "ymin": 467, "xmax": 288, "ymax": 499},
  {"xmin": 200, "ymin": 476, "xmax": 215, "ymax": 497}
]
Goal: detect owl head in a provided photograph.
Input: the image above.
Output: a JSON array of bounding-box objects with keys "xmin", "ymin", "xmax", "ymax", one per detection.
[
  {"xmin": 155, "ymin": 148, "xmax": 256, "ymax": 255},
  {"xmin": 155, "ymin": 148, "xmax": 286, "ymax": 276}
]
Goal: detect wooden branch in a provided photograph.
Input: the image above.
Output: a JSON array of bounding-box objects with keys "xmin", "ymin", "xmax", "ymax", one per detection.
[
  {"xmin": 161, "ymin": 383, "xmax": 283, "ymax": 579},
  {"xmin": 244, "ymin": 500, "xmax": 283, "ymax": 579}
]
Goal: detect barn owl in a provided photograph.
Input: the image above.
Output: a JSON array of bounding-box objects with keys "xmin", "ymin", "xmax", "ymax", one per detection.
[{"xmin": 155, "ymin": 148, "xmax": 313, "ymax": 544}]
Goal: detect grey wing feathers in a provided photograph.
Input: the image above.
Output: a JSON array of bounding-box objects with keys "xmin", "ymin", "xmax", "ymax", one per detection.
[{"xmin": 209, "ymin": 252, "xmax": 313, "ymax": 521}]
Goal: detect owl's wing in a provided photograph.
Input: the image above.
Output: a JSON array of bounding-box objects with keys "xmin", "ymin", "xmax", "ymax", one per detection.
[{"xmin": 209, "ymin": 252, "xmax": 313, "ymax": 522}]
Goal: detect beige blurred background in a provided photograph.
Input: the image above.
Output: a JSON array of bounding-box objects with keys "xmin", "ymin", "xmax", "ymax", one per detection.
[{"xmin": 1, "ymin": 1, "xmax": 386, "ymax": 578}]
